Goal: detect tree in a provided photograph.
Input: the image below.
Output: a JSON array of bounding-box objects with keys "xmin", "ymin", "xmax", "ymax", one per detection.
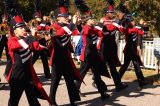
[
  {"xmin": 0, "ymin": 0, "xmax": 160, "ymax": 35},
  {"xmin": 125, "ymin": 0, "xmax": 160, "ymax": 36},
  {"xmin": 18, "ymin": 0, "xmax": 57, "ymax": 22}
]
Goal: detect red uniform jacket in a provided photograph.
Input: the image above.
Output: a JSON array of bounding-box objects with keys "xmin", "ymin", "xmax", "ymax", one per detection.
[
  {"xmin": 97, "ymin": 17, "xmax": 123, "ymax": 66},
  {"xmin": 36, "ymin": 23, "xmax": 50, "ymax": 31},
  {"xmin": 97, "ymin": 17, "xmax": 124, "ymax": 49},
  {"xmin": 49, "ymin": 22, "xmax": 83, "ymax": 82},
  {"xmin": 80, "ymin": 24, "xmax": 110, "ymax": 78},
  {"xmin": 7, "ymin": 35, "xmax": 52, "ymax": 105},
  {"xmin": 80, "ymin": 24, "xmax": 103, "ymax": 61},
  {"xmin": 123, "ymin": 26, "xmax": 145, "ymax": 65}
]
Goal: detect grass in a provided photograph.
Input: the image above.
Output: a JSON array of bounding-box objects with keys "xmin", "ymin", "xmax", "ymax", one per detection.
[
  {"xmin": 121, "ymin": 68, "xmax": 160, "ymax": 81},
  {"xmin": 75, "ymin": 61, "xmax": 160, "ymax": 83},
  {"xmin": 2, "ymin": 54, "xmax": 160, "ymax": 84},
  {"xmin": 117, "ymin": 67, "xmax": 160, "ymax": 85},
  {"xmin": 74, "ymin": 60, "xmax": 160, "ymax": 82}
]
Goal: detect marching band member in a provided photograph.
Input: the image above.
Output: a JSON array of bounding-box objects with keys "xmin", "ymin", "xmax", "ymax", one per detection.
[
  {"xmin": 75, "ymin": 12, "xmax": 111, "ymax": 100},
  {"xmin": 32, "ymin": 2, "xmax": 51, "ymax": 78},
  {"xmin": 6, "ymin": 14, "xmax": 53, "ymax": 106},
  {"xmin": 118, "ymin": 15, "xmax": 149, "ymax": 88},
  {"xmin": 49, "ymin": 1, "xmax": 83, "ymax": 105},
  {"xmin": 97, "ymin": 1, "xmax": 127, "ymax": 92}
]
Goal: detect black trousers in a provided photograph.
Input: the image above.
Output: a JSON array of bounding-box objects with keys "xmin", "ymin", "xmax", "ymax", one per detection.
[
  {"xmin": 100, "ymin": 40, "xmax": 123, "ymax": 88},
  {"xmin": 32, "ymin": 50, "xmax": 50, "ymax": 77},
  {"xmin": 49, "ymin": 63, "xmax": 80, "ymax": 103},
  {"xmin": 8, "ymin": 79, "xmax": 40, "ymax": 106},
  {"xmin": 119, "ymin": 52, "xmax": 145, "ymax": 82},
  {"xmin": 103, "ymin": 54, "xmax": 124, "ymax": 88},
  {"xmin": 0, "ymin": 35, "xmax": 9, "ymax": 60},
  {"xmin": 75, "ymin": 56, "xmax": 107, "ymax": 94}
]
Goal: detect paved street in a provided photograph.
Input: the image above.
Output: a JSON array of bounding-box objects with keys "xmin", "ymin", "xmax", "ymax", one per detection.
[{"xmin": 1, "ymin": 61, "xmax": 160, "ymax": 106}]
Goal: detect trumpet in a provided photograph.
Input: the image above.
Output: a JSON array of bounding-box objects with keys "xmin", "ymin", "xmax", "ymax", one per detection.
[
  {"xmin": 35, "ymin": 27, "xmax": 56, "ymax": 40},
  {"xmin": 0, "ymin": 24, "xmax": 8, "ymax": 35},
  {"xmin": 34, "ymin": 31, "xmax": 50, "ymax": 40},
  {"xmin": 36, "ymin": 30, "xmax": 50, "ymax": 35}
]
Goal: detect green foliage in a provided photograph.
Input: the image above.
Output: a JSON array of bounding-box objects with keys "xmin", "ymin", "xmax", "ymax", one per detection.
[
  {"xmin": 0, "ymin": 0, "xmax": 160, "ymax": 35},
  {"xmin": 17, "ymin": 0, "xmax": 56, "ymax": 22},
  {"xmin": 0, "ymin": 0, "xmax": 4, "ymax": 23},
  {"xmin": 78, "ymin": 0, "xmax": 160, "ymax": 36},
  {"xmin": 127, "ymin": 0, "xmax": 160, "ymax": 35},
  {"xmin": 86, "ymin": 0, "xmax": 106, "ymax": 19},
  {"xmin": 18, "ymin": 0, "xmax": 34, "ymax": 22}
]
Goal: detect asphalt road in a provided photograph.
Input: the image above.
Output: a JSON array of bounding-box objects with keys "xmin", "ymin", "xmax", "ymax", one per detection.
[{"xmin": 1, "ymin": 61, "xmax": 160, "ymax": 106}]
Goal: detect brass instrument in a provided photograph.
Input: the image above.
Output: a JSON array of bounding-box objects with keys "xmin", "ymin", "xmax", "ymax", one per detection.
[
  {"xmin": 49, "ymin": 27, "xmax": 56, "ymax": 36},
  {"xmin": 0, "ymin": 23, "xmax": 9, "ymax": 35},
  {"xmin": 34, "ymin": 31, "xmax": 48, "ymax": 40},
  {"xmin": 35, "ymin": 26, "xmax": 56, "ymax": 41}
]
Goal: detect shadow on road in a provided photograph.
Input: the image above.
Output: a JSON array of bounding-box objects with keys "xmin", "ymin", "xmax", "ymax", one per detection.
[
  {"xmin": 37, "ymin": 73, "xmax": 65, "ymax": 86},
  {"xmin": 1, "ymin": 60, "xmax": 160, "ymax": 106},
  {"xmin": 60, "ymin": 75, "xmax": 160, "ymax": 106}
]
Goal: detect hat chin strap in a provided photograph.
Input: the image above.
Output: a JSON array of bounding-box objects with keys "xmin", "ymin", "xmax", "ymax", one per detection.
[
  {"xmin": 106, "ymin": 10, "xmax": 114, "ymax": 13},
  {"xmin": 58, "ymin": 13, "xmax": 69, "ymax": 17},
  {"xmin": 13, "ymin": 22, "xmax": 26, "ymax": 29}
]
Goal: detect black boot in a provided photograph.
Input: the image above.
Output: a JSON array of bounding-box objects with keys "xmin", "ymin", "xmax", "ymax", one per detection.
[
  {"xmin": 100, "ymin": 92, "xmax": 110, "ymax": 101},
  {"xmin": 70, "ymin": 101, "xmax": 77, "ymax": 106},
  {"xmin": 115, "ymin": 83, "xmax": 128, "ymax": 92},
  {"xmin": 49, "ymin": 101, "xmax": 58, "ymax": 106},
  {"xmin": 92, "ymin": 81, "xmax": 108, "ymax": 91},
  {"xmin": 139, "ymin": 80, "xmax": 149, "ymax": 88},
  {"xmin": 45, "ymin": 73, "xmax": 51, "ymax": 79}
]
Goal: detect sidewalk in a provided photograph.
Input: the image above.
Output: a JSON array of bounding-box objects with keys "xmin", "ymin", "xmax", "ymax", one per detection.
[{"xmin": 1, "ymin": 61, "xmax": 160, "ymax": 106}]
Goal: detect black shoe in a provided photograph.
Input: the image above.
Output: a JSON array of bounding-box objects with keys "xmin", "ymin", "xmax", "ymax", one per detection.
[
  {"xmin": 139, "ymin": 80, "xmax": 149, "ymax": 88},
  {"xmin": 45, "ymin": 74, "xmax": 51, "ymax": 79},
  {"xmin": 100, "ymin": 92, "xmax": 110, "ymax": 101},
  {"xmin": 70, "ymin": 102, "xmax": 77, "ymax": 106},
  {"xmin": 49, "ymin": 101, "xmax": 58, "ymax": 106},
  {"xmin": 92, "ymin": 82, "xmax": 108, "ymax": 91},
  {"xmin": 116, "ymin": 84, "xmax": 128, "ymax": 92},
  {"xmin": 49, "ymin": 104, "xmax": 58, "ymax": 106},
  {"xmin": 54, "ymin": 104, "xmax": 58, "ymax": 106}
]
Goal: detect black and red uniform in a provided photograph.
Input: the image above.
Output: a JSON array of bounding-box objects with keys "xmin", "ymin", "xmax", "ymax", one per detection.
[
  {"xmin": 6, "ymin": 35, "xmax": 52, "ymax": 106},
  {"xmin": 49, "ymin": 22, "xmax": 83, "ymax": 104},
  {"xmin": 97, "ymin": 17, "xmax": 126, "ymax": 90},
  {"xmin": 75, "ymin": 24, "xmax": 110, "ymax": 96},
  {"xmin": 32, "ymin": 22, "xmax": 51, "ymax": 78},
  {"xmin": 119, "ymin": 26, "xmax": 146, "ymax": 86}
]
